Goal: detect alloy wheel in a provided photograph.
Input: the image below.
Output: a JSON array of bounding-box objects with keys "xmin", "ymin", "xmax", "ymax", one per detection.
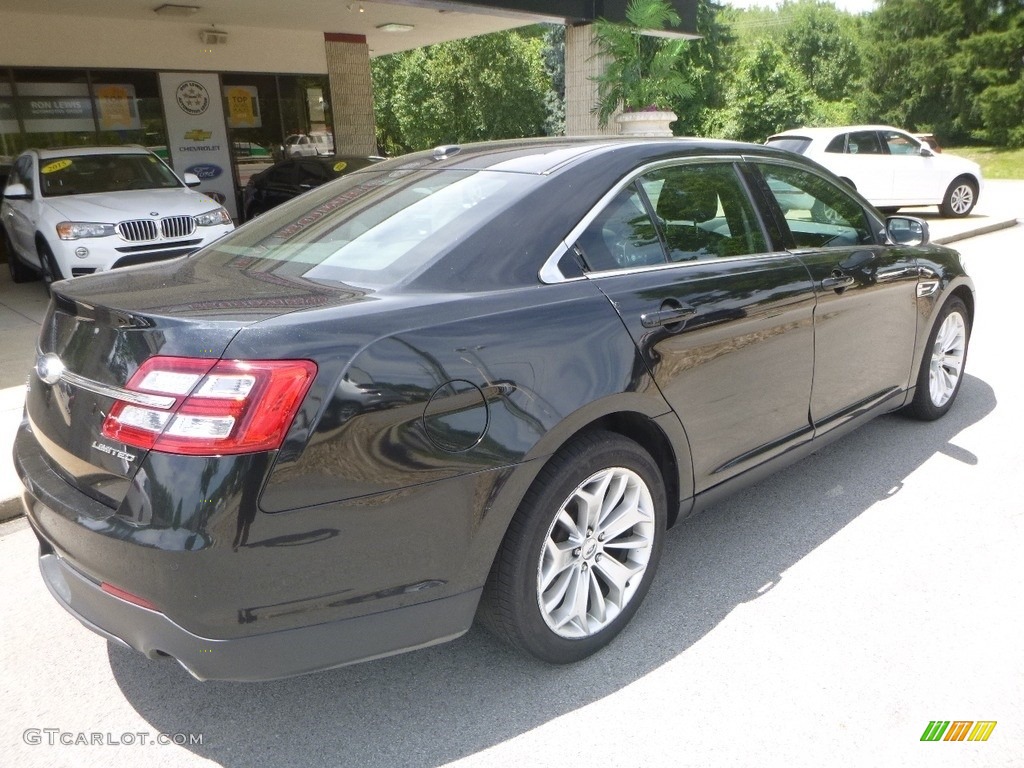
[
  {"xmin": 929, "ymin": 311, "xmax": 966, "ymax": 407},
  {"xmin": 949, "ymin": 184, "xmax": 974, "ymax": 216},
  {"xmin": 536, "ymin": 466, "xmax": 656, "ymax": 639}
]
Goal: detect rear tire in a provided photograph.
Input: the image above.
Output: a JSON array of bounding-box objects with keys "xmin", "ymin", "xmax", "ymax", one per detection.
[
  {"xmin": 905, "ymin": 297, "xmax": 970, "ymax": 420},
  {"xmin": 4, "ymin": 230, "xmax": 36, "ymax": 283},
  {"xmin": 939, "ymin": 176, "xmax": 977, "ymax": 218},
  {"xmin": 480, "ymin": 431, "xmax": 666, "ymax": 664}
]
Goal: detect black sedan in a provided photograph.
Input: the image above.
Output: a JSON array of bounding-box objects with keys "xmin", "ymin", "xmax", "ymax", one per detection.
[
  {"xmin": 241, "ymin": 154, "xmax": 383, "ymax": 220},
  {"xmin": 15, "ymin": 138, "xmax": 973, "ymax": 681}
]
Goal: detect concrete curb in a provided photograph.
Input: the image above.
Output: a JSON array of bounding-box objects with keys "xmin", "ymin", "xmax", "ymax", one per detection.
[
  {"xmin": 934, "ymin": 217, "xmax": 1020, "ymax": 245},
  {"xmin": 0, "ymin": 496, "xmax": 22, "ymax": 524}
]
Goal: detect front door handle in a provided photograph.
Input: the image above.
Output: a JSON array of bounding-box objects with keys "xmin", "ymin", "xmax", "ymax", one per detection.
[
  {"xmin": 821, "ymin": 273, "xmax": 856, "ymax": 291},
  {"xmin": 640, "ymin": 302, "xmax": 696, "ymax": 328}
]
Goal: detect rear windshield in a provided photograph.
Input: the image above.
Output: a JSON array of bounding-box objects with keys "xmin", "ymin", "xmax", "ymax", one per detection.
[
  {"xmin": 197, "ymin": 167, "xmax": 541, "ymax": 288},
  {"xmin": 765, "ymin": 137, "xmax": 811, "ymax": 155},
  {"xmin": 39, "ymin": 153, "xmax": 181, "ymax": 197}
]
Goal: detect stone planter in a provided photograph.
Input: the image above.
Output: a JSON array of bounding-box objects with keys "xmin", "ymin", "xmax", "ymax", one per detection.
[{"xmin": 615, "ymin": 110, "xmax": 677, "ymax": 137}]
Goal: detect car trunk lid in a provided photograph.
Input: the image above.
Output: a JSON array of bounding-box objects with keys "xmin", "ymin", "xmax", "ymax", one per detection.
[{"xmin": 24, "ymin": 259, "xmax": 370, "ymax": 512}]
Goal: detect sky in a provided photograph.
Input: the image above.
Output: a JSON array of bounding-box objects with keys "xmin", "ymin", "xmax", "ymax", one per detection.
[{"xmin": 724, "ymin": 0, "xmax": 880, "ymax": 13}]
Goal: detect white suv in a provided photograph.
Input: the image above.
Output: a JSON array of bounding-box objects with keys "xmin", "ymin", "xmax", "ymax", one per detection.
[
  {"xmin": 766, "ymin": 125, "xmax": 983, "ymax": 217},
  {"xmin": 283, "ymin": 133, "xmax": 335, "ymax": 158},
  {"xmin": 2, "ymin": 146, "xmax": 234, "ymax": 285}
]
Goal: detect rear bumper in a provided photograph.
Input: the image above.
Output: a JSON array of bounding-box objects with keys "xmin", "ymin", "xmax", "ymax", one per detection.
[
  {"xmin": 15, "ymin": 417, "xmax": 499, "ymax": 681},
  {"xmin": 35, "ymin": 537, "xmax": 479, "ymax": 682}
]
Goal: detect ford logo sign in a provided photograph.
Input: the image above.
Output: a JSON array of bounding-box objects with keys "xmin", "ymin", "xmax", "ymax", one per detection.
[
  {"xmin": 186, "ymin": 163, "xmax": 223, "ymax": 180},
  {"xmin": 35, "ymin": 353, "xmax": 65, "ymax": 385}
]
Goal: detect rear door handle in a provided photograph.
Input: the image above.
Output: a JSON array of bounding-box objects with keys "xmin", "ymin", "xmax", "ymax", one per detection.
[
  {"xmin": 821, "ymin": 274, "xmax": 856, "ymax": 291},
  {"xmin": 640, "ymin": 304, "xmax": 696, "ymax": 328}
]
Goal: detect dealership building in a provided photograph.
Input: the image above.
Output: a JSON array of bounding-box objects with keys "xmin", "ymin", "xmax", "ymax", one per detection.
[{"xmin": 0, "ymin": 1, "xmax": 696, "ymax": 217}]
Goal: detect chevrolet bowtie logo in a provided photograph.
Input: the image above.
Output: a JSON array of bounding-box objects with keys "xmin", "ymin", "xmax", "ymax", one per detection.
[{"xmin": 184, "ymin": 129, "xmax": 213, "ymax": 142}]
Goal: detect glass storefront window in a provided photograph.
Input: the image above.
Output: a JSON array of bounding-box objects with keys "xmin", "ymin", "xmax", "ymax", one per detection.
[
  {"xmin": 0, "ymin": 72, "xmax": 26, "ymax": 170},
  {"xmin": 222, "ymin": 73, "xmax": 281, "ymax": 189},
  {"xmin": 278, "ymin": 74, "xmax": 333, "ymax": 158},
  {"xmin": 11, "ymin": 69, "xmax": 94, "ymax": 149},
  {"xmin": 92, "ymin": 70, "xmax": 167, "ymax": 156}
]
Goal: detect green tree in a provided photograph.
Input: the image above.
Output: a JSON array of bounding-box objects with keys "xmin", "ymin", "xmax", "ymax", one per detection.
[
  {"xmin": 379, "ymin": 31, "xmax": 548, "ymax": 152},
  {"xmin": 370, "ymin": 51, "xmax": 409, "ymax": 156},
  {"xmin": 541, "ymin": 24, "xmax": 566, "ymax": 136},
  {"xmin": 860, "ymin": 0, "xmax": 1024, "ymax": 145},
  {"xmin": 780, "ymin": 0, "xmax": 865, "ymax": 102},
  {"xmin": 719, "ymin": 39, "xmax": 813, "ymax": 141},
  {"xmin": 670, "ymin": 0, "xmax": 737, "ymax": 136}
]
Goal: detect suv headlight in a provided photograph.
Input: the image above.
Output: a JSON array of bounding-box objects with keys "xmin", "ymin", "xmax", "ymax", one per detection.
[
  {"xmin": 56, "ymin": 222, "xmax": 116, "ymax": 240},
  {"xmin": 194, "ymin": 208, "xmax": 232, "ymax": 227}
]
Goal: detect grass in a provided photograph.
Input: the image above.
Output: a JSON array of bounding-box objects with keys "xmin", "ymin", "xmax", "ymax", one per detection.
[{"xmin": 944, "ymin": 145, "xmax": 1024, "ymax": 180}]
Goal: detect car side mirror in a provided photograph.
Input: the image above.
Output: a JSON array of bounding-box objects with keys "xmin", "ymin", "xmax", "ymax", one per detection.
[
  {"xmin": 183, "ymin": 173, "xmax": 202, "ymax": 188},
  {"xmin": 919, "ymin": 146, "xmax": 934, "ymax": 157},
  {"xmin": 3, "ymin": 182, "xmax": 31, "ymax": 200},
  {"xmin": 886, "ymin": 215, "xmax": 930, "ymax": 246}
]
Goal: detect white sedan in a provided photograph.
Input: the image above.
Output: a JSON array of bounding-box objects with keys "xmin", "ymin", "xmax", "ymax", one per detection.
[
  {"xmin": 766, "ymin": 125, "xmax": 983, "ymax": 218},
  {"xmin": 2, "ymin": 146, "xmax": 234, "ymax": 285}
]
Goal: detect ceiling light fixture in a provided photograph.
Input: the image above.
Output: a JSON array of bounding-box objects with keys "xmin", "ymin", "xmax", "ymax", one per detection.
[
  {"xmin": 154, "ymin": 3, "xmax": 200, "ymax": 15},
  {"xmin": 376, "ymin": 23, "xmax": 414, "ymax": 33}
]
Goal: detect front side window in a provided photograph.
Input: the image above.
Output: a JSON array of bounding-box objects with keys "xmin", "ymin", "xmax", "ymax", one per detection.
[
  {"xmin": 9, "ymin": 155, "xmax": 32, "ymax": 189},
  {"xmin": 758, "ymin": 163, "xmax": 874, "ymax": 249},
  {"xmin": 881, "ymin": 130, "xmax": 920, "ymax": 155},
  {"xmin": 39, "ymin": 153, "xmax": 181, "ymax": 197}
]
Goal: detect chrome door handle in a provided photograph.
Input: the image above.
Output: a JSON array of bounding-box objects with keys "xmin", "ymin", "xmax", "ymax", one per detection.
[
  {"xmin": 821, "ymin": 274, "xmax": 856, "ymax": 291},
  {"xmin": 640, "ymin": 305, "xmax": 696, "ymax": 328}
]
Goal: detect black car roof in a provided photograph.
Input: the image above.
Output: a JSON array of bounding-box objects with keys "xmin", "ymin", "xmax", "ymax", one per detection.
[{"xmin": 372, "ymin": 137, "xmax": 791, "ymax": 177}]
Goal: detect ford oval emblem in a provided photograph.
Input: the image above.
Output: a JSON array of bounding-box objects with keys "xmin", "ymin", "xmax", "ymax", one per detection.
[
  {"xmin": 36, "ymin": 353, "xmax": 65, "ymax": 385},
  {"xmin": 186, "ymin": 163, "xmax": 223, "ymax": 180}
]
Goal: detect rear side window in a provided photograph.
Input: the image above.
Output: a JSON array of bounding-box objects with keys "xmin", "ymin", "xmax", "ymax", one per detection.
[
  {"xmin": 825, "ymin": 134, "xmax": 847, "ymax": 153},
  {"xmin": 574, "ymin": 162, "xmax": 770, "ymax": 272},
  {"xmin": 639, "ymin": 163, "xmax": 767, "ymax": 261},
  {"xmin": 757, "ymin": 163, "xmax": 874, "ymax": 249},
  {"xmin": 575, "ymin": 183, "xmax": 664, "ymax": 271},
  {"xmin": 766, "ymin": 136, "xmax": 811, "ymax": 154}
]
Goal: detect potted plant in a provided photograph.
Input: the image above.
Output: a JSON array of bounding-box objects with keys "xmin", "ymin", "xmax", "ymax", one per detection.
[{"xmin": 592, "ymin": 0, "xmax": 694, "ymax": 136}]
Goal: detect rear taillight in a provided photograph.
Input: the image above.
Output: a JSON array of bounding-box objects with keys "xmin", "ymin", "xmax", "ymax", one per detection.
[{"xmin": 102, "ymin": 356, "xmax": 317, "ymax": 455}]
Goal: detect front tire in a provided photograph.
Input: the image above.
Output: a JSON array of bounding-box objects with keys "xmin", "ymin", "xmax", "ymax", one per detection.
[
  {"xmin": 940, "ymin": 176, "xmax": 977, "ymax": 218},
  {"xmin": 37, "ymin": 239, "xmax": 63, "ymax": 290},
  {"xmin": 905, "ymin": 297, "xmax": 970, "ymax": 420},
  {"xmin": 481, "ymin": 431, "xmax": 667, "ymax": 664}
]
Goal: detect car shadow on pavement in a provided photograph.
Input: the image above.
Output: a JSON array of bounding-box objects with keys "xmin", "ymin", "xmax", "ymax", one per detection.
[{"xmin": 107, "ymin": 374, "xmax": 996, "ymax": 768}]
